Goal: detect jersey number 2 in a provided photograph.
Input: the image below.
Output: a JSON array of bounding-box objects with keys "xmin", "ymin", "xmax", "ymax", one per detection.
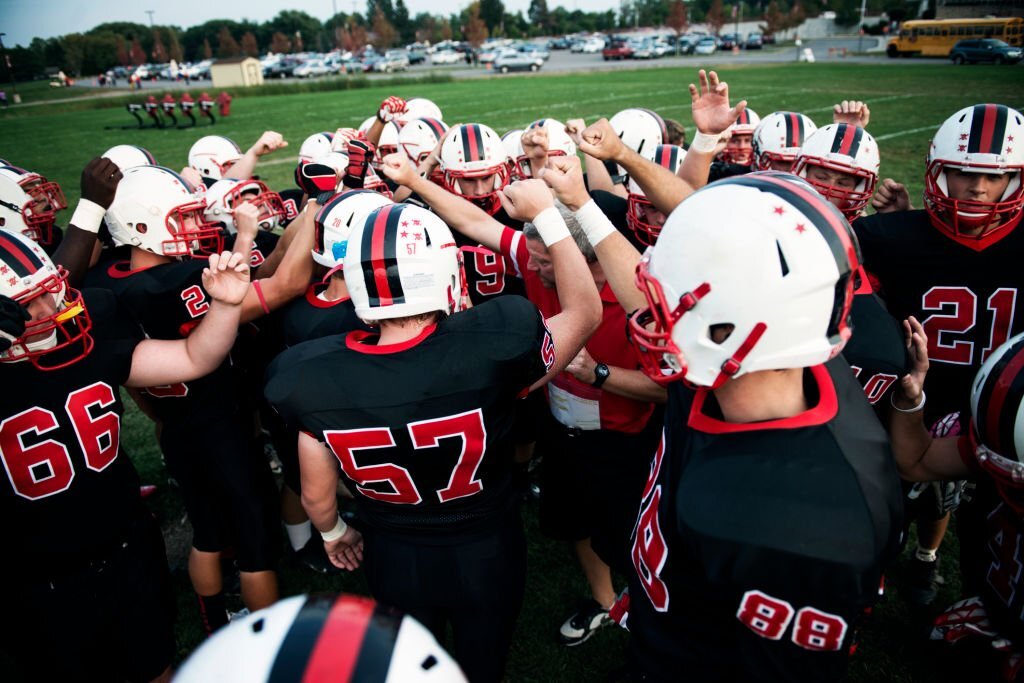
[
  {"xmin": 323, "ymin": 409, "xmax": 487, "ymax": 504},
  {"xmin": 0, "ymin": 383, "xmax": 119, "ymax": 500},
  {"xmin": 922, "ymin": 287, "xmax": 1016, "ymax": 365}
]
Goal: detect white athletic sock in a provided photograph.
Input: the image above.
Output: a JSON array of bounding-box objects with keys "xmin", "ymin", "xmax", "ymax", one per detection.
[
  {"xmin": 285, "ymin": 521, "xmax": 313, "ymax": 551},
  {"xmin": 914, "ymin": 545, "xmax": 938, "ymax": 563}
]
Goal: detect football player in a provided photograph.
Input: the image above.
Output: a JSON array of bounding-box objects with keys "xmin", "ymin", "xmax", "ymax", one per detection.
[
  {"xmin": 0, "ymin": 164, "xmax": 67, "ymax": 252},
  {"xmin": 0, "ymin": 222, "xmax": 251, "ymax": 682},
  {"xmin": 187, "ymin": 131, "xmax": 288, "ymax": 187},
  {"xmin": 82, "ymin": 164, "xmax": 317, "ymax": 632},
  {"xmin": 265, "ymin": 188, "xmax": 602, "ymax": 682},
  {"xmin": 792, "ymin": 123, "xmax": 881, "ymax": 222},
  {"xmin": 853, "ymin": 103, "xmax": 1024, "ymax": 605},
  {"xmin": 751, "ymin": 111, "xmax": 818, "ymax": 172},
  {"xmin": 891, "ymin": 321, "xmax": 1024, "ymax": 681}
]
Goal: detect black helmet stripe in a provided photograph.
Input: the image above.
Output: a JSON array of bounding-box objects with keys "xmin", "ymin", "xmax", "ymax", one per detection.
[
  {"xmin": 267, "ymin": 595, "xmax": 333, "ymax": 683},
  {"xmin": 786, "ymin": 112, "xmax": 804, "ymax": 148},
  {"xmin": 361, "ymin": 204, "xmax": 407, "ymax": 307},
  {"xmin": 976, "ymin": 336, "xmax": 1024, "ymax": 457},
  {"xmin": 968, "ymin": 104, "xmax": 1009, "ymax": 155},
  {"xmin": 349, "ymin": 605, "xmax": 401, "ymax": 680},
  {"xmin": 461, "ymin": 124, "xmax": 485, "ymax": 162},
  {"xmin": 422, "ymin": 118, "xmax": 446, "ymax": 138},
  {"xmin": 830, "ymin": 123, "xmax": 863, "ymax": 158},
  {"xmin": 0, "ymin": 230, "xmax": 45, "ymax": 278}
]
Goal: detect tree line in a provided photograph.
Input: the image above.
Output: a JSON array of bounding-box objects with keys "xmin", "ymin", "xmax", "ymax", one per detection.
[{"xmin": 3, "ymin": 0, "xmax": 897, "ymax": 79}]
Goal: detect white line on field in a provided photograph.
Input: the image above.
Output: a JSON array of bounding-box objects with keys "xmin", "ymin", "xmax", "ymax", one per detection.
[{"xmin": 873, "ymin": 125, "xmax": 938, "ymax": 141}]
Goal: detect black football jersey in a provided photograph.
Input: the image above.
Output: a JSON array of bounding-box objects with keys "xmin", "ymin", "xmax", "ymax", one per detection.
[
  {"xmin": 0, "ymin": 289, "xmax": 144, "ymax": 570},
  {"xmin": 277, "ymin": 188, "xmax": 304, "ymax": 228},
  {"xmin": 627, "ymin": 359, "xmax": 903, "ymax": 682},
  {"xmin": 265, "ymin": 296, "xmax": 553, "ymax": 539},
  {"xmin": 854, "ymin": 211, "xmax": 1024, "ymax": 424},
  {"xmin": 85, "ymin": 260, "xmax": 233, "ymax": 425},
  {"xmin": 225, "ymin": 230, "xmax": 279, "ymax": 272},
  {"xmin": 280, "ymin": 283, "xmax": 370, "ymax": 347},
  {"xmin": 843, "ymin": 293, "xmax": 908, "ymax": 414},
  {"xmin": 960, "ymin": 474, "xmax": 1024, "ymax": 646},
  {"xmin": 590, "ymin": 190, "xmax": 653, "ymax": 253}
]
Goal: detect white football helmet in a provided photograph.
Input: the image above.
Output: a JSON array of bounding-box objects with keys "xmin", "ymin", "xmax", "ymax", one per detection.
[
  {"xmin": 609, "ymin": 108, "xmax": 666, "ymax": 180},
  {"xmin": 752, "ymin": 112, "xmax": 818, "ymax": 171},
  {"xmin": 102, "ymin": 144, "xmax": 157, "ymax": 171},
  {"xmin": 345, "ymin": 203, "xmax": 465, "ymax": 322},
  {"xmin": 0, "ymin": 166, "xmax": 66, "ymax": 246},
  {"xmin": 515, "ymin": 118, "xmax": 577, "ymax": 179},
  {"xmin": 373, "ymin": 122, "xmax": 402, "ymax": 169},
  {"xmin": 970, "ymin": 332, "xmax": 1024, "ymax": 490},
  {"xmin": 0, "ymin": 228, "xmax": 93, "ymax": 370},
  {"xmin": 204, "ymin": 178, "xmax": 287, "ymax": 234},
  {"xmin": 719, "ymin": 108, "xmax": 761, "ymax": 166},
  {"xmin": 175, "ymin": 594, "xmax": 466, "ymax": 683},
  {"xmin": 792, "ymin": 124, "xmax": 880, "ymax": 221},
  {"xmin": 298, "ymin": 132, "xmax": 335, "ymax": 164},
  {"xmin": 626, "ymin": 144, "xmax": 686, "ymax": 246},
  {"xmin": 439, "ymin": 123, "xmax": 510, "ymax": 215},
  {"xmin": 501, "ymin": 130, "xmax": 526, "ymax": 181},
  {"xmin": 312, "ymin": 189, "xmax": 393, "ymax": 270},
  {"xmin": 106, "ymin": 166, "xmax": 222, "ymax": 258},
  {"xmin": 399, "ymin": 118, "xmax": 449, "ymax": 185},
  {"xmin": 925, "ymin": 104, "xmax": 1024, "ymax": 246},
  {"xmin": 188, "ymin": 135, "xmax": 243, "ymax": 180},
  {"xmin": 397, "ymin": 97, "xmax": 444, "ymax": 126},
  {"xmin": 630, "ymin": 172, "xmax": 860, "ymax": 388}
]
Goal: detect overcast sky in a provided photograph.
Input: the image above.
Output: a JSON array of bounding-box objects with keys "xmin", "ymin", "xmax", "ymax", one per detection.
[{"xmin": 1, "ymin": 0, "xmax": 623, "ymax": 47}]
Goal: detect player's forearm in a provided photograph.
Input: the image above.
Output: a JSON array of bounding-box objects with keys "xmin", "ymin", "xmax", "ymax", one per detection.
[
  {"xmin": 408, "ymin": 175, "xmax": 505, "ymax": 250},
  {"xmin": 889, "ymin": 410, "xmax": 968, "ymax": 481},
  {"xmin": 676, "ymin": 145, "xmax": 714, "ymax": 195},
  {"xmin": 240, "ymin": 208, "xmax": 314, "ymax": 322},
  {"xmin": 601, "ymin": 366, "xmax": 667, "ymax": 403},
  {"xmin": 571, "ymin": 200, "xmax": 646, "ymax": 313},
  {"xmin": 181, "ymin": 299, "xmax": 243, "ymax": 374},
  {"xmin": 51, "ymin": 226, "xmax": 99, "ymax": 289},
  {"xmin": 619, "ymin": 147, "xmax": 692, "ymax": 215},
  {"xmin": 365, "ymin": 118, "xmax": 385, "ymax": 147},
  {"xmin": 527, "ymin": 154, "xmax": 547, "ymax": 179},
  {"xmin": 224, "ymin": 150, "xmax": 258, "ymax": 180},
  {"xmin": 583, "ymin": 154, "xmax": 616, "ymax": 194}
]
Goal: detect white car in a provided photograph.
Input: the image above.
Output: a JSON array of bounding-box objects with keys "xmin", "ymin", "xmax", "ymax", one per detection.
[
  {"xmin": 430, "ymin": 50, "xmax": 462, "ymax": 65},
  {"xmin": 694, "ymin": 37, "xmax": 718, "ymax": 55},
  {"xmin": 581, "ymin": 37, "xmax": 605, "ymax": 53},
  {"xmin": 294, "ymin": 59, "xmax": 331, "ymax": 78}
]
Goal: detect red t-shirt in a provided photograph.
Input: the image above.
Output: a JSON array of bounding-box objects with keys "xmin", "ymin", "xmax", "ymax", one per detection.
[{"xmin": 500, "ymin": 226, "xmax": 655, "ymax": 434}]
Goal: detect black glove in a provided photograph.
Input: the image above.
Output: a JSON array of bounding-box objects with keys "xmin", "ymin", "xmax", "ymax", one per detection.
[
  {"xmin": 343, "ymin": 140, "xmax": 375, "ymax": 190},
  {"xmin": 80, "ymin": 157, "xmax": 123, "ymax": 208},
  {"xmin": 0, "ymin": 295, "xmax": 30, "ymax": 353},
  {"xmin": 294, "ymin": 162, "xmax": 337, "ymax": 197}
]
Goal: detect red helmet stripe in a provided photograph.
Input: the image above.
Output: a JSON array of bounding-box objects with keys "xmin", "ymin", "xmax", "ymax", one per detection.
[
  {"xmin": 969, "ymin": 104, "xmax": 1008, "ymax": 155},
  {"xmin": 361, "ymin": 204, "xmax": 407, "ymax": 308},
  {"xmin": 422, "ymin": 118, "xmax": 446, "ymax": 138},
  {"xmin": 830, "ymin": 123, "xmax": 862, "ymax": 158},
  {"xmin": 462, "ymin": 124, "xmax": 484, "ymax": 162},
  {"xmin": 0, "ymin": 231, "xmax": 44, "ymax": 278},
  {"xmin": 300, "ymin": 596, "xmax": 374, "ymax": 682},
  {"xmin": 786, "ymin": 113, "xmax": 802, "ymax": 147}
]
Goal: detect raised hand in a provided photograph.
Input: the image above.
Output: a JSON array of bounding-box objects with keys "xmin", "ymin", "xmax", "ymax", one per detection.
[
  {"xmin": 377, "ymin": 95, "xmax": 407, "ymax": 123},
  {"xmin": 343, "ymin": 139, "xmax": 375, "ymax": 189},
  {"xmin": 295, "ymin": 162, "xmax": 338, "ymax": 197},
  {"xmin": 871, "ymin": 178, "xmax": 912, "ymax": 213},
  {"xmin": 249, "ymin": 130, "xmax": 288, "ymax": 157},
  {"xmin": 201, "ymin": 250, "xmax": 250, "ymax": 306},
  {"xmin": 833, "ymin": 100, "xmax": 871, "ymax": 128},
  {"xmin": 80, "ymin": 157, "xmax": 123, "ymax": 208},
  {"xmin": 380, "ymin": 152, "xmax": 418, "ymax": 187},
  {"xmin": 232, "ymin": 202, "xmax": 260, "ymax": 241},
  {"xmin": 578, "ymin": 118, "xmax": 627, "ymax": 162},
  {"xmin": 896, "ymin": 316, "xmax": 929, "ymax": 410},
  {"xmin": 539, "ymin": 155, "xmax": 590, "ymax": 210},
  {"xmin": 332, "ymin": 127, "xmax": 361, "ymax": 152},
  {"xmin": 689, "ymin": 69, "xmax": 747, "ymax": 136},
  {"xmin": 499, "ymin": 179, "xmax": 554, "ymax": 222},
  {"xmin": 521, "ymin": 128, "xmax": 550, "ymax": 162},
  {"xmin": 564, "ymin": 118, "xmax": 587, "ymax": 146}
]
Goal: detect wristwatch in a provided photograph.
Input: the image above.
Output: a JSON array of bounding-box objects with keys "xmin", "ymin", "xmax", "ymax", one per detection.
[{"xmin": 592, "ymin": 363, "xmax": 610, "ymax": 388}]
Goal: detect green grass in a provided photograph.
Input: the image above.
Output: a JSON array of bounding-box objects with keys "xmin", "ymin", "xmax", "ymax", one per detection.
[{"xmin": 3, "ymin": 62, "xmax": 1023, "ymax": 681}]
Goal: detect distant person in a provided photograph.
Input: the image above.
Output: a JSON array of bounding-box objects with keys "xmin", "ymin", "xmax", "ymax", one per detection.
[{"xmin": 0, "ymin": 91, "xmax": 7, "ymax": 108}]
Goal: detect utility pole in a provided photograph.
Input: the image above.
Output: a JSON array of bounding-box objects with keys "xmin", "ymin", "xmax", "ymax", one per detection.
[
  {"xmin": 0, "ymin": 33, "xmax": 19, "ymax": 104},
  {"xmin": 146, "ymin": 10, "xmax": 155, "ymax": 27}
]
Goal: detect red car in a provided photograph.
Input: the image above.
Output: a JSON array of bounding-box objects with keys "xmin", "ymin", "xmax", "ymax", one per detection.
[{"xmin": 602, "ymin": 40, "xmax": 633, "ymax": 61}]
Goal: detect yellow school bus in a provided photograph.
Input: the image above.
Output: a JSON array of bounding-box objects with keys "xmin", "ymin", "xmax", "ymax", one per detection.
[{"xmin": 887, "ymin": 17, "xmax": 1023, "ymax": 57}]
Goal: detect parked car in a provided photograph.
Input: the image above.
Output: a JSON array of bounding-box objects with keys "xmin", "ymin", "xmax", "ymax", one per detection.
[
  {"xmin": 376, "ymin": 55, "xmax": 409, "ymax": 73},
  {"xmin": 478, "ymin": 49, "xmax": 501, "ymax": 64},
  {"xmin": 950, "ymin": 38, "xmax": 1022, "ymax": 64},
  {"xmin": 581, "ymin": 37, "xmax": 606, "ymax": 53},
  {"xmin": 694, "ymin": 37, "xmax": 718, "ymax": 55},
  {"xmin": 266, "ymin": 58, "xmax": 300, "ymax": 79},
  {"xmin": 551, "ymin": 37, "xmax": 572, "ymax": 50},
  {"xmin": 602, "ymin": 40, "xmax": 633, "ymax": 61},
  {"xmin": 519, "ymin": 43, "xmax": 551, "ymax": 60},
  {"xmin": 294, "ymin": 59, "xmax": 331, "ymax": 78},
  {"xmin": 632, "ymin": 38, "xmax": 657, "ymax": 60},
  {"xmin": 407, "ymin": 48, "xmax": 426, "ymax": 64},
  {"xmin": 493, "ymin": 49, "xmax": 543, "ymax": 73},
  {"xmin": 340, "ymin": 58, "xmax": 366, "ymax": 74},
  {"xmin": 745, "ymin": 33, "xmax": 764, "ymax": 50},
  {"xmin": 430, "ymin": 50, "xmax": 462, "ymax": 65},
  {"xmin": 384, "ymin": 50, "xmax": 411, "ymax": 69},
  {"xmin": 762, "ymin": 33, "xmax": 776, "ymax": 45},
  {"xmin": 719, "ymin": 33, "xmax": 739, "ymax": 50}
]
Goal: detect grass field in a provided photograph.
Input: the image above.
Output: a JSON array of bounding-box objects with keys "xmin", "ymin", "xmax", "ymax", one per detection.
[{"xmin": 2, "ymin": 62, "xmax": 1023, "ymax": 681}]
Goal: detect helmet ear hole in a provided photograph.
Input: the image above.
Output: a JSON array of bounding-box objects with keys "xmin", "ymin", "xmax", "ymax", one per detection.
[
  {"xmin": 251, "ymin": 618, "xmax": 264, "ymax": 633},
  {"xmin": 421, "ymin": 655, "xmax": 438, "ymax": 671},
  {"xmin": 709, "ymin": 323, "xmax": 735, "ymax": 345},
  {"xmin": 136, "ymin": 223, "xmax": 148, "ymax": 235}
]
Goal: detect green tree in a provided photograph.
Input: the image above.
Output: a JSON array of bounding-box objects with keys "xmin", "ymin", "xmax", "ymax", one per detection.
[
  {"xmin": 372, "ymin": 7, "xmax": 398, "ymax": 49},
  {"xmin": 529, "ymin": 0, "xmax": 551, "ymax": 33},
  {"xmin": 479, "ymin": 0, "xmax": 505, "ymax": 34},
  {"xmin": 394, "ymin": 0, "xmax": 413, "ymax": 43}
]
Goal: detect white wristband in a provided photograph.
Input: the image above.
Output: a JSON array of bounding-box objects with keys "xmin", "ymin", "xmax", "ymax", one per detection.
[
  {"xmin": 69, "ymin": 198, "xmax": 106, "ymax": 234},
  {"xmin": 574, "ymin": 199, "xmax": 616, "ymax": 247},
  {"xmin": 319, "ymin": 515, "xmax": 348, "ymax": 542},
  {"xmin": 890, "ymin": 390, "xmax": 926, "ymax": 414},
  {"xmin": 689, "ymin": 131, "xmax": 721, "ymax": 154},
  {"xmin": 531, "ymin": 206, "xmax": 571, "ymax": 247}
]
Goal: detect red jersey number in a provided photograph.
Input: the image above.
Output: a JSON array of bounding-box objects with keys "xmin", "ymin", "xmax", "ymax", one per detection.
[
  {"xmin": 921, "ymin": 286, "xmax": 1017, "ymax": 366},
  {"xmin": 632, "ymin": 435, "xmax": 669, "ymax": 610},
  {"xmin": 0, "ymin": 383, "xmax": 120, "ymax": 500},
  {"xmin": 470, "ymin": 249, "xmax": 506, "ymax": 297},
  {"xmin": 180, "ymin": 285, "xmax": 210, "ymax": 319},
  {"xmin": 323, "ymin": 409, "xmax": 488, "ymax": 505}
]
